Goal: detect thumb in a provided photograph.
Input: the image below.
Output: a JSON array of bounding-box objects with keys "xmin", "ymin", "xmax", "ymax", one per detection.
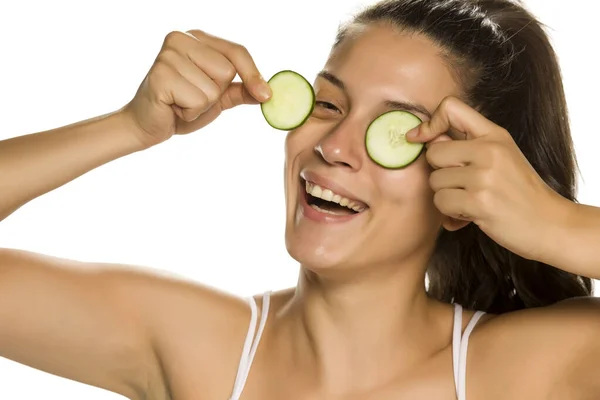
[
  {"xmin": 219, "ymin": 82, "xmax": 265, "ymax": 110},
  {"xmin": 406, "ymin": 97, "xmax": 500, "ymax": 143}
]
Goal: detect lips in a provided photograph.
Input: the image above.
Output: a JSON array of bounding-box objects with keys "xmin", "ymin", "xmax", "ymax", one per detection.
[{"xmin": 297, "ymin": 170, "xmax": 369, "ymax": 222}]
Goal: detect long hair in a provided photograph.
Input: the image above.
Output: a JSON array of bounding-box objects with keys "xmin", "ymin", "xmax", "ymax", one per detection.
[{"xmin": 334, "ymin": 0, "xmax": 593, "ymax": 313}]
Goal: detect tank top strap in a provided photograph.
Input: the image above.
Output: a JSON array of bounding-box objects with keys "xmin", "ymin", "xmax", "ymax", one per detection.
[
  {"xmin": 452, "ymin": 303, "xmax": 486, "ymax": 400},
  {"xmin": 229, "ymin": 291, "xmax": 271, "ymax": 400}
]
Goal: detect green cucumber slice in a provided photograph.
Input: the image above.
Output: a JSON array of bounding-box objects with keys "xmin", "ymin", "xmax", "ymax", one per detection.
[
  {"xmin": 261, "ymin": 70, "xmax": 315, "ymax": 130},
  {"xmin": 365, "ymin": 110, "xmax": 424, "ymax": 168}
]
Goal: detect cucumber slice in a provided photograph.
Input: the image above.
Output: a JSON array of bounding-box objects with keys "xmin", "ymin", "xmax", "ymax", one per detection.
[
  {"xmin": 261, "ymin": 70, "xmax": 315, "ymax": 130},
  {"xmin": 365, "ymin": 110, "xmax": 424, "ymax": 169}
]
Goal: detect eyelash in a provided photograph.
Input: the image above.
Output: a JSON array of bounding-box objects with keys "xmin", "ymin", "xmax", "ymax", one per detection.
[{"xmin": 315, "ymin": 101, "xmax": 341, "ymax": 113}]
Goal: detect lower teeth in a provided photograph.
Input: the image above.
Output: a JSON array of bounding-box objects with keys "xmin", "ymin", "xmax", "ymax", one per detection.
[{"xmin": 310, "ymin": 204, "xmax": 348, "ymax": 215}]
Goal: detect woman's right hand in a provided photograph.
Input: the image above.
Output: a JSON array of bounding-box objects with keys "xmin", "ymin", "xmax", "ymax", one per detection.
[
  {"xmin": 0, "ymin": 30, "xmax": 274, "ymax": 399},
  {"xmin": 123, "ymin": 30, "xmax": 272, "ymax": 148}
]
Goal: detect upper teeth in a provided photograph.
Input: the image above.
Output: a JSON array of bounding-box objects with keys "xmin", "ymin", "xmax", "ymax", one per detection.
[{"xmin": 305, "ymin": 181, "xmax": 366, "ymax": 212}]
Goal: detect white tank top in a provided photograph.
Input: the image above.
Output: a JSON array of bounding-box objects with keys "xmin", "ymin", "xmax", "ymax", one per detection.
[{"xmin": 229, "ymin": 291, "xmax": 485, "ymax": 400}]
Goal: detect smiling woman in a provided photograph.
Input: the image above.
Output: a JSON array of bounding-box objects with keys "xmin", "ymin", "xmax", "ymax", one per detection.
[{"xmin": 1, "ymin": 0, "xmax": 600, "ymax": 400}]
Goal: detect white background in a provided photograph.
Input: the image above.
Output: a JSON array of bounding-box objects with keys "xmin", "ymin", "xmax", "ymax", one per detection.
[{"xmin": 0, "ymin": 0, "xmax": 598, "ymax": 398}]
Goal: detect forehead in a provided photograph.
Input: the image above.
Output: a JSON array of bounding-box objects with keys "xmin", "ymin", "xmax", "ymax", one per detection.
[{"xmin": 323, "ymin": 24, "xmax": 460, "ymax": 112}]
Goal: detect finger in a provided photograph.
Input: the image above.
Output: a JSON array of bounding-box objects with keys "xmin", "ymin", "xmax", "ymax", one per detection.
[
  {"xmin": 425, "ymin": 139, "xmax": 482, "ymax": 169},
  {"xmin": 429, "ymin": 165, "xmax": 477, "ymax": 192},
  {"xmin": 159, "ymin": 49, "xmax": 222, "ymax": 107},
  {"xmin": 219, "ymin": 82, "xmax": 260, "ymax": 110},
  {"xmin": 153, "ymin": 64, "xmax": 209, "ymax": 121},
  {"xmin": 406, "ymin": 96, "xmax": 506, "ymax": 143},
  {"xmin": 425, "ymin": 133, "xmax": 452, "ymax": 149},
  {"xmin": 433, "ymin": 188, "xmax": 477, "ymax": 221},
  {"xmin": 184, "ymin": 40, "xmax": 238, "ymax": 92},
  {"xmin": 444, "ymin": 217, "xmax": 472, "ymax": 231},
  {"xmin": 187, "ymin": 30, "xmax": 271, "ymax": 102}
]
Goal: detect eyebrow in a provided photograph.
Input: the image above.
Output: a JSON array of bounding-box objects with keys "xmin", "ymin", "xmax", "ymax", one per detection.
[
  {"xmin": 317, "ymin": 70, "xmax": 346, "ymax": 91},
  {"xmin": 316, "ymin": 70, "xmax": 432, "ymax": 119}
]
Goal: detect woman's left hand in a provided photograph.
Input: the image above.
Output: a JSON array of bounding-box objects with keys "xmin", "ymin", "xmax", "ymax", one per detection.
[{"xmin": 406, "ymin": 96, "xmax": 573, "ymax": 263}]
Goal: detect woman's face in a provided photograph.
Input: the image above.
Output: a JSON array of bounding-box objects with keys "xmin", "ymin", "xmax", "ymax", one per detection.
[{"xmin": 284, "ymin": 24, "xmax": 461, "ymax": 272}]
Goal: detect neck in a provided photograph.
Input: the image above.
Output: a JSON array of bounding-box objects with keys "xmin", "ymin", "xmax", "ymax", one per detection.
[{"xmin": 275, "ymin": 257, "xmax": 454, "ymax": 395}]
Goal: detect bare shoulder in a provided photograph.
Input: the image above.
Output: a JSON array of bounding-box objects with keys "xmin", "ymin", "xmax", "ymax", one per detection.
[
  {"xmin": 468, "ymin": 297, "xmax": 600, "ymax": 399},
  {"xmin": 110, "ymin": 263, "xmax": 260, "ymax": 400},
  {"xmin": 0, "ymin": 248, "xmax": 256, "ymax": 400}
]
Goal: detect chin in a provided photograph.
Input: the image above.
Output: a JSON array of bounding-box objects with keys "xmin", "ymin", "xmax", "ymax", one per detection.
[{"xmin": 284, "ymin": 230, "xmax": 358, "ymax": 272}]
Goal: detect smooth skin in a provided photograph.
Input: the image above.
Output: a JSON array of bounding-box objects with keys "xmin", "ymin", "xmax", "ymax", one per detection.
[{"xmin": 1, "ymin": 26, "xmax": 600, "ymax": 400}]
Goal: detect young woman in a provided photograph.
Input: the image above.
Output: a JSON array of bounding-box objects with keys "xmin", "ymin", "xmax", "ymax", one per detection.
[{"xmin": 1, "ymin": 0, "xmax": 599, "ymax": 399}]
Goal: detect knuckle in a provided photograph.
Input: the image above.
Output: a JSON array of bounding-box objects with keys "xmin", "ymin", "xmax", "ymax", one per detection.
[
  {"xmin": 476, "ymin": 168, "xmax": 494, "ymax": 188},
  {"xmin": 219, "ymin": 89, "xmax": 235, "ymax": 110},
  {"xmin": 164, "ymin": 30, "xmax": 185, "ymax": 47},
  {"xmin": 428, "ymin": 170, "xmax": 440, "ymax": 191},
  {"xmin": 187, "ymin": 99, "xmax": 209, "ymax": 119},
  {"xmin": 433, "ymin": 190, "xmax": 448, "ymax": 212},
  {"xmin": 233, "ymin": 43, "xmax": 250, "ymax": 56},
  {"xmin": 425, "ymin": 144, "xmax": 439, "ymax": 165},
  {"xmin": 439, "ymin": 96, "xmax": 456, "ymax": 113},
  {"xmin": 203, "ymin": 82, "xmax": 221, "ymax": 104},
  {"xmin": 474, "ymin": 189, "xmax": 493, "ymax": 213},
  {"xmin": 219, "ymin": 64, "xmax": 237, "ymax": 82},
  {"xmin": 486, "ymin": 142, "xmax": 505, "ymax": 161},
  {"xmin": 232, "ymin": 43, "xmax": 255, "ymax": 63},
  {"xmin": 195, "ymin": 90, "xmax": 210, "ymax": 108},
  {"xmin": 425, "ymin": 150, "xmax": 434, "ymax": 166},
  {"xmin": 148, "ymin": 62, "xmax": 171, "ymax": 85},
  {"xmin": 156, "ymin": 48, "xmax": 178, "ymax": 66}
]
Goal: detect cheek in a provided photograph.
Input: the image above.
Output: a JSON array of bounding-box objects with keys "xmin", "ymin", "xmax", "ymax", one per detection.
[
  {"xmin": 284, "ymin": 123, "xmax": 318, "ymax": 162},
  {"xmin": 284, "ymin": 130, "xmax": 297, "ymax": 161},
  {"xmin": 284, "ymin": 125, "xmax": 320, "ymax": 197},
  {"xmin": 284, "ymin": 129, "xmax": 305, "ymax": 181},
  {"xmin": 376, "ymin": 156, "xmax": 440, "ymax": 224},
  {"xmin": 381, "ymin": 156, "xmax": 433, "ymax": 203}
]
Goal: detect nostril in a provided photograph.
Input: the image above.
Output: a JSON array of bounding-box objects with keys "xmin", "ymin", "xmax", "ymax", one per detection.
[{"xmin": 314, "ymin": 143, "xmax": 358, "ymax": 169}]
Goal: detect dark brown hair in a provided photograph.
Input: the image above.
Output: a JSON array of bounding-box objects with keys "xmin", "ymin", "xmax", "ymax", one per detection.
[{"xmin": 335, "ymin": 0, "xmax": 593, "ymax": 313}]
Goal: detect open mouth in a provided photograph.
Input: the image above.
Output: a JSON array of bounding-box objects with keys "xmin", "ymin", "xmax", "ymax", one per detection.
[{"xmin": 302, "ymin": 179, "xmax": 368, "ymax": 216}]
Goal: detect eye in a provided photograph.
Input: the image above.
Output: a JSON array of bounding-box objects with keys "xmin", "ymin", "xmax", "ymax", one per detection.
[{"xmin": 315, "ymin": 101, "xmax": 341, "ymax": 113}]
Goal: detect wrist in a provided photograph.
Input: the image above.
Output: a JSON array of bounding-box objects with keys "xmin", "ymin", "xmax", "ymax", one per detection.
[
  {"xmin": 538, "ymin": 192, "xmax": 590, "ymax": 275},
  {"xmin": 535, "ymin": 191, "xmax": 576, "ymax": 267},
  {"xmin": 114, "ymin": 106, "xmax": 162, "ymax": 151}
]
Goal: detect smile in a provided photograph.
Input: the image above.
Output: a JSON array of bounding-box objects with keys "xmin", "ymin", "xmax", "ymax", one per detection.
[
  {"xmin": 298, "ymin": 172, "xmax": 369, "ymax": 223},
  {"xmin": 305, "ymin": 181, "xmax": 367, "ymax": 214}
]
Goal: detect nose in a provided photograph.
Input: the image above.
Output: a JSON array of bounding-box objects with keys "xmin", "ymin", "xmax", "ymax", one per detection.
[{"xmin": 314, "ymin": 121, "xmax": 363, "ymax": 170}]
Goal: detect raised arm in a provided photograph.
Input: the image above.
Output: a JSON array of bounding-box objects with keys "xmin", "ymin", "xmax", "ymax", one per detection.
[
  {"xmin": 0, "ymin": 30, "xmax": 271, "ymax": 399},
  {"xmin": 0, "ymin": 111, "xmax": 143, "ymax": 222},
  {"xmin": 0, "ymin": 30, "xmax": 270, "ymax": 223}
]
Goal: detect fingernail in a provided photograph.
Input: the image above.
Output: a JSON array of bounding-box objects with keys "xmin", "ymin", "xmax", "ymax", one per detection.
[
  {"xmin": 257, "ymin": 78, "xmax": 271, "ymax": 101},
  {"xmin": 406, "ymin": 126, "xmax": 419, "ymax": 140}
]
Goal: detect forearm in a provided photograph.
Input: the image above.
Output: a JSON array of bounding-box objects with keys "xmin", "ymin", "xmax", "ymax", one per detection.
[
  {"xmin": 0, "ymin": 110, "xmax": 146, "ymax": 221},
  {"xmin": 545, "ymin": 199, "xmax": 600, "ymax": 280}
]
